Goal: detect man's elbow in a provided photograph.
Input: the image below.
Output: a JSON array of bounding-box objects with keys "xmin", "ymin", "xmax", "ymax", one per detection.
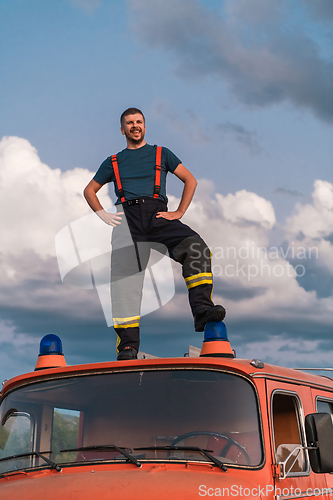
[
  {"xmin": 83, "ymin": 185, "xmax": 89, "ymax": 201},
  {"xmin": 83, "ymin": 183, "xmax": 95, "ymax": 203}
]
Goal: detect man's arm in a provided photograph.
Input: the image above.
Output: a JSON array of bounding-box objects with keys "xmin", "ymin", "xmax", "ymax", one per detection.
[
  {"xmin": 83, "ymin": 179, "xmax": 123, "ymax": 226},
  {"xmin": 156, "ymin": 164, "xmax": 197, "ymax": 220}
]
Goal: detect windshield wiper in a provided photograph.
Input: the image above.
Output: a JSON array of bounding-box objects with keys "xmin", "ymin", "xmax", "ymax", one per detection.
[
  {"xmin": 134, "ymin": 446, "xmax": 227, "ymax": 471},
  {"xmin": 0, "ymin": 451, "xmax": 61, "ymax": 472},
  {"xmin": 60, "ymin": 445, "xmax": 142, "ymax": 468}
]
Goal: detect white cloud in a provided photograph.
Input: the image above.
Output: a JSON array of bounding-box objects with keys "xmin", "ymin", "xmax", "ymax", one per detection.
[
  {"xmin": 0, "ymin": 319, "xmax": 38, "ymax": 380},
  {"xmin": 237, "ymin": 336, "xmax": 333, "ymax": 369},
  {"xmin": 216, "ymin": 190, "xmax": 276, "ymax": 229},
  {"xmin": 284, "ymin": 180, "xmax": 333, "ymax": 273},
  {"xmin": 0, "ymin": 136, "xmax": 112, "ymax": 257},
  {"xmin": 286, "ymin": 180, "xmax": 333, "ymax": 239}
]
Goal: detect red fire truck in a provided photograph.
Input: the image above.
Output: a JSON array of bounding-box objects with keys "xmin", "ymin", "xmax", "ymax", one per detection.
[{"xmin": 1, "ymin": 323, "xmax": 333, "ymax": 499}]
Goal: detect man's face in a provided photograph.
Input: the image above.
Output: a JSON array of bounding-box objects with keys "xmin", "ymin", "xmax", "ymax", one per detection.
[{"xmin": 121, "ymin": 113, "xmax": 146, "ymax": 146}]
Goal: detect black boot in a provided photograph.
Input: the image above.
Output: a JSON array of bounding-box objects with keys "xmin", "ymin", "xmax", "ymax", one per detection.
[
  {"xmin": 194, "ymin": 305, "xmax": 226, "ymax": 332},
  {"xmin": 117, "ymin": 346, "xmax": 138, "ymax": 361}
]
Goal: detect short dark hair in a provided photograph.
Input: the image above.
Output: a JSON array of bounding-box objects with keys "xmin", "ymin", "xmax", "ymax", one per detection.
[{"xmin": 120, "ymin": 108, "xmax": 145, "ymax": 126}]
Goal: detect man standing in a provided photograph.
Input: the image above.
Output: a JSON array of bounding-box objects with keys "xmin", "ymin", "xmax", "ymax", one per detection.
[{"xmin": 84, "ymin": 108, "xmax": 225, "ymax": 360}]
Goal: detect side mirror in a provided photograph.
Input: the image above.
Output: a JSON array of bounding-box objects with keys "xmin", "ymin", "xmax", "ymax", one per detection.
[{"xmin": 305, "ymin": 413, "xmax": 333, "ymax": 473}]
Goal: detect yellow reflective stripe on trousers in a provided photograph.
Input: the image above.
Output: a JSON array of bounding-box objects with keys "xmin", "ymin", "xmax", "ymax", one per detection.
[
  {"xmin": 114, "ymin": 323, "xmax": 140, "ymax": 328},
  {"xmin": 116, "ymin": 334, "xmax": 121, "ymax": 354},
  {"xmin": 113, "ymin": 315, "xmax": 140, "ymax": 328},
  {"xmin": 185, "ymin": 272, "xmax": 212, "ymax": 283},
  {"xmin": 185, "ymin": 272, "xmax": 213, "ymax": 290},
  {"xmin": 186, "ymin": 279, "xmax": 213, "ymax": 290},
  {"xmin": 113, "ymin": 315, "xmax": 140, "ymax": 322},
  {"xmin": 113, "ymin": 322, "xmax": 140, "ymax": 328}
]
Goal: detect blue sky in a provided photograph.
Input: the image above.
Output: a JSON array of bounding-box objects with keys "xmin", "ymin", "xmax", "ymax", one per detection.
[{"xmin": 0, "ymin": 0, "xmax": 332, "ymax": 382}]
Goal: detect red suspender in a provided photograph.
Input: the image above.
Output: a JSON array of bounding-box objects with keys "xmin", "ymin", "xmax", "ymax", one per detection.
[
  {"xmin": 111, "ymin": 146, "xmax": 162, "ymax": 203},
  {"xmin": 153, "ymin": 146, "xmax": 162, "ymax": 199},
  {"xmin": 111, "ymin": 154, "xmax": 125, "ymax": 203}
]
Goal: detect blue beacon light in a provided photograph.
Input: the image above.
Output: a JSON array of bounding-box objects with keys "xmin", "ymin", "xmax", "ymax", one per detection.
[
  {"xmin": 39, "ymin": 334, "xmax": 63, "ymax": 356},
  {"xmin": 200, "ymin": 321, "xmax": 235, "ymax": 358},
  {"xmin": 203, "ymin": 321, "xmax": 228, "ymax": 342},
  {"xmin": 35, "ymin": 334, "xmax": 67, "ymax": 370}
]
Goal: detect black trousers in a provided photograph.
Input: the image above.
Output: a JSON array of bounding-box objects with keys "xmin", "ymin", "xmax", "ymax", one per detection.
[{"xmin": 111, "ymin": 197, "xmax": 214, "ymax": 353}]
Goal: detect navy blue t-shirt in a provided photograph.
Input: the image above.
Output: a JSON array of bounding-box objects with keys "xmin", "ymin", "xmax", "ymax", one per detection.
[{"xmin": 94, "ymin": 144, "xmax": 181, "ymax": 205}]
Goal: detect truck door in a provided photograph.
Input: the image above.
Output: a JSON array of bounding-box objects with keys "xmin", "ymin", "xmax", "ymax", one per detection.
[
  {"xmin": 311, "ymin": 388, "xmax": 333, "ymax": 495},
  {"xmin": 266, "ymin": 381, "xmax": 328, "ymax": 500}
]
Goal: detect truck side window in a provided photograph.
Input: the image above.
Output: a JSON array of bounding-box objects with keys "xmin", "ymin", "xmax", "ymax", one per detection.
[
  {"xmin": 272, "ymin": 393, "xmax": 306, "ymax": 474},
  {"xmin": 51, "ymin": 408, "xmax": 80, "ymax": 462},
  {"xmin": 316, "ymin": 400, "xmax": 333, "ymax": 422}
]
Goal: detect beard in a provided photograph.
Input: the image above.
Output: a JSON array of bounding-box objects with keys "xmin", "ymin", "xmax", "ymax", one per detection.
[{"xmin": 125, "ymin": 128, "xmax": 145, "ymax": 146}]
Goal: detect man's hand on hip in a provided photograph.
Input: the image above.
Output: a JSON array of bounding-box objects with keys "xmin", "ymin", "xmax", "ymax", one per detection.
[
  {"xmin": 98, "ymin": 210, "xmax": 124, "ymax": 227},
  {"xmin": 156, "ymin": 210, "xmax": 183, "ymax": 220}
]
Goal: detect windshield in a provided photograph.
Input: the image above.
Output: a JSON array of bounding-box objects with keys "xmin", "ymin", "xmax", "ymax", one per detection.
[{"xmin": 0, "ymin": 369, "xmax": 262, "ymax": 473}]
